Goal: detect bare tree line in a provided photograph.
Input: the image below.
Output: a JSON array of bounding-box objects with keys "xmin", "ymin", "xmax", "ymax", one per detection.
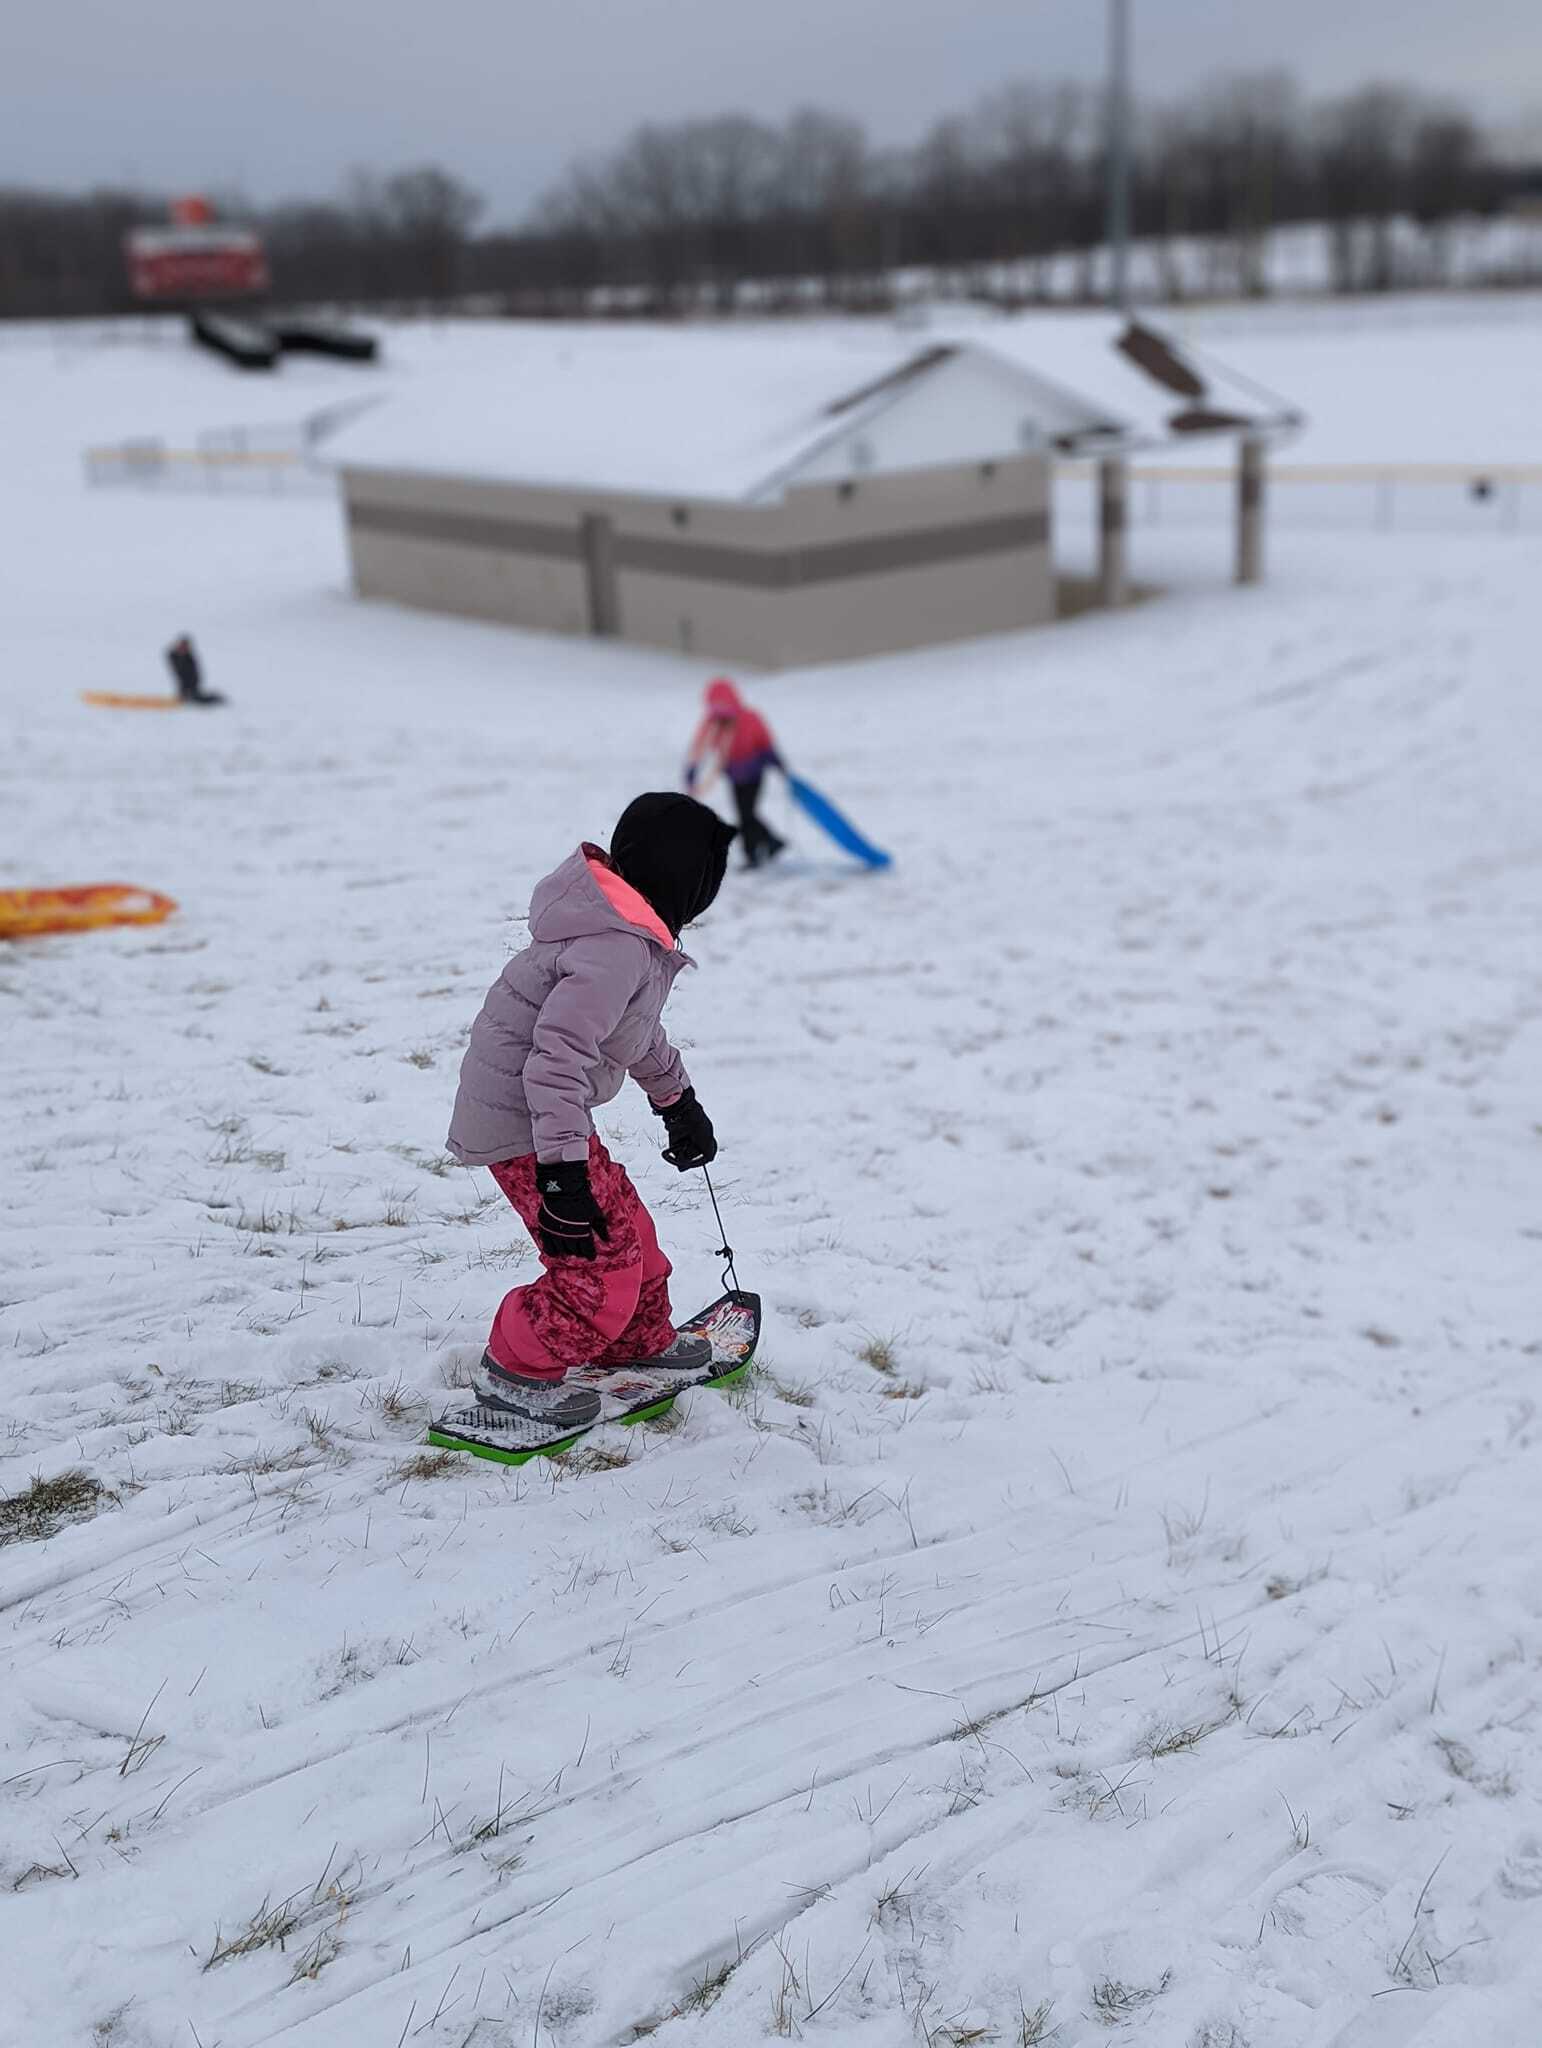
[
  {"xmin": 522, "ymin": 76, "xmax": 1537, "ymax": 309},
  {"xmin": 2, "ymin": 71, "xmax": 1538, "ymax": 320}
]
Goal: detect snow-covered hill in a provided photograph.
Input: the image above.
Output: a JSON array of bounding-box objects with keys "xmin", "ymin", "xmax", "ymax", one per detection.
[{"xmin": 2, "ymin": 320, "xmax": 1541, "ymax": 2048}]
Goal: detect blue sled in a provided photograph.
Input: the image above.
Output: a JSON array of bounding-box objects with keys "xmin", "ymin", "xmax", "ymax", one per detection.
[{"xmin": 786, "ymin": 774, "xmax": 892, "ymax": 870}]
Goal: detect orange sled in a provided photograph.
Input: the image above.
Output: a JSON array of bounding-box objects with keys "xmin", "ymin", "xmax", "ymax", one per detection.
[
  {"xmin": 0, "ymin": 884, "xmax": 178, "ymax": 940},
  {"xmin": 80, "ymin": 691, "xmax": 184, "ymax": 711}
]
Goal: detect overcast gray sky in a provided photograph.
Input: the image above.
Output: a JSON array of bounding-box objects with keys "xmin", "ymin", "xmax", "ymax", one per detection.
[{"xmin": 8, "ymin": 0, "xmax": 1539, "ymax": 220}]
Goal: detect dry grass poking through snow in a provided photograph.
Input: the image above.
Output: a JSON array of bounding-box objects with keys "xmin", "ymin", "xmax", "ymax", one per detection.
[
  {"xmin": 0, "ymin": 1469, "xmax": 115, "ymax": 1547},
  {"xmin": 392, "ymin": 1449, "xmax": 459, "ymax": 1482}
]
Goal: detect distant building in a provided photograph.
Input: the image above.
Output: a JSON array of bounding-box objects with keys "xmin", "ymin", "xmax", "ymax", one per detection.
[{"xmin": 328, "ymin": 318, "xmax": 1297, "ymax": 670}]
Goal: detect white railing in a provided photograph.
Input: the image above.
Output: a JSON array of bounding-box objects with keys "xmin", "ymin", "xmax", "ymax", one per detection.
[
  {"xmin": 1055, "ymin": 461, "xmax": 1542, "ymax": 535},
  {"xmin": 82, "ymin": 396, "xmax": 374, "ymax": 495},
  {"xmin": 83, "ymin": 440, "xmax": 332, "ymax": 494},
  {"xmin": 81, "ymin": 439, "xmax": 1542, "ymax": 532}
]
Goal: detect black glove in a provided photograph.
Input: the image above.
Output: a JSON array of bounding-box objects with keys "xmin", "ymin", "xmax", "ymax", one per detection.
[
  {"xmin": 535, "ymin": 1160, "xmax": 609, "ymax": 1260},
  {"xmin": 653, "ymin": 1087, "xmax": 717, "ymax": 1171}
]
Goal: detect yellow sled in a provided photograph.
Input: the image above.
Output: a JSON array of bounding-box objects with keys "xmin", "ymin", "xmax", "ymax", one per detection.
[
  {"xmin": 80, "ymin": 691, "xmax": 184, "ymax": 711},
  {"xmin": 0, "ymin": 884, "xmax": 178, "ymax": 940}
]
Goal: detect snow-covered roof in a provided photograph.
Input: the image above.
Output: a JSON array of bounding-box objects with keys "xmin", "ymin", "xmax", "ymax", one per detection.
[
  {"xmin": 952, "ymin": 308, "xmax": 1302, "ymax": 452},
  {"xmin": 327, "ymin": 328, "xmax": 918, "ymax": 502},
  {"xmin": 326, "ymin": 316, "xmax": 1299, "ymax": 503}
]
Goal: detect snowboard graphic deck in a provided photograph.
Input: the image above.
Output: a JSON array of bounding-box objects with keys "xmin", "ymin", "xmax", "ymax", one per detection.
[{"xmin": 426, "ymin": 1290, "xmax": 760, "ymax": 1467}]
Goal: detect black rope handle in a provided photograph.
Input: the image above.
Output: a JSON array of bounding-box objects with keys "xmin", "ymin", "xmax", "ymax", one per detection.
[{"xmin": 701, "ymin": 1163, "xmax": 742, "ymax": 1296}]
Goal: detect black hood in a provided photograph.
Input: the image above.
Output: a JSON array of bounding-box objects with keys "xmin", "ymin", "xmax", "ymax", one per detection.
[{"xmin": 610, "ymin": 793, "xmax": 736, "ymax": 938}]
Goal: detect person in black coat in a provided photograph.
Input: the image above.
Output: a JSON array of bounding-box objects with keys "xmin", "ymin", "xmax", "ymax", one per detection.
[{"xmin": 165, "ymin": 635, "xmax": 223, "ymax": 706}]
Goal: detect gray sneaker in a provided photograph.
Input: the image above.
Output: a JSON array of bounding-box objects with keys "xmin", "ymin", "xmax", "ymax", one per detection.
[
  {"xmin": 603, "ymin": 1332, "xmax": 714, "ymax": 1375},
  {"xmin": 474, "ymin": 1354, "xmax": 601, "ymax": 1429}
]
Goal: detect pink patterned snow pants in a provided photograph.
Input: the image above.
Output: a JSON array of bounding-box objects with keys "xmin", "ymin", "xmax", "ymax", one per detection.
[{"xmin": 485, "ymin": 1137, "xmax": 677, "ymax": 1380}]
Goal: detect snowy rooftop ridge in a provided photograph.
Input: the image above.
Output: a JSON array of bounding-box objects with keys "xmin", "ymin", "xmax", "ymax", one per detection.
[{"xmin": 325, "ymin": 315, "xmax": 1301, "ymax": 503}]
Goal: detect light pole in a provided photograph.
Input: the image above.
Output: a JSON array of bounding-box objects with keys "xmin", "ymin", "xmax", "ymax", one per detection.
[
  {"xmin": 1098, "ymin": 0, "xmax": 1133, "ymax": 609},
  {"xmin": 1105, "ymin": 0, "xmax": 1132, "ymax": 314}
]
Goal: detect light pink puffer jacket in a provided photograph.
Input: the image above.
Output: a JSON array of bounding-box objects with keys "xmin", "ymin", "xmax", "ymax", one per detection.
[{"xmin": 447, "ymin": 848, "xmax": 690, "ymax": 1167}]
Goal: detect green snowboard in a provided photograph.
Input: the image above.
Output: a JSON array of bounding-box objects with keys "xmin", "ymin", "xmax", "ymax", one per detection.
[{"xmin": 426, "ymin": 1290, "xmax": 760, "ymax": 1467}]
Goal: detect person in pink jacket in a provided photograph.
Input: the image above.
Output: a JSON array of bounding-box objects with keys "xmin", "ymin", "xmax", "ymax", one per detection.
[
  {"xmin": 447, "ymin": 793, "xmax": 736, "ymax": 1431},
  {"xmin": 685, "ymin": 677, "xmax": 787, "ymax": 868}
]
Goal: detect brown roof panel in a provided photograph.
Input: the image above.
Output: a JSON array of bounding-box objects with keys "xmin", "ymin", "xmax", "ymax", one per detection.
[{"xmin": 1116, "ymin": 321, "xmax": 1206, "ymax": 400}]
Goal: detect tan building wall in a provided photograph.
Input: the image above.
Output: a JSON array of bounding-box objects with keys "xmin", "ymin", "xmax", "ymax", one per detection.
[
  {"xmin": 774, "ymin": 460, "xmax": 1052, "ymax": 666},
  {"xmin": 344, "ymin": 468, "xmax": 591, "ymax": 637},
  {"xmin": 340, "ymin": 452, "xmax": 1052, "ymax": 669}
]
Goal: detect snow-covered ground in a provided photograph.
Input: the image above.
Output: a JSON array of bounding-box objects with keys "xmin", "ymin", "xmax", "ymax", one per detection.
[
  {"xmin": 4, "ymin": 321, "xmax": 1542, "ymax": 2048},
  {"xmin": 1170, "ymin": 294, "xmax": 1542, "ymax": 471},
  {"xmin": 972, "ymin": 216, "xmax": 1542, "ymax": 309},
  {"xmin": 70, "ymin": 298, "xmax": 1542, "ymax": 555},
  {"xmin": 70, "ymin": 292, "xmax": 1542, "ymax": 474}
]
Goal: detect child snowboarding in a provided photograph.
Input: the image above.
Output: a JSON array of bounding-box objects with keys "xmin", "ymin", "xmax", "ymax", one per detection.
[
  {"xmin": 445, "ymin": 793, "xmax": 738, "ymax": 1438},
  {"xmin": 685, "ymin": 678, "xmax": 786, "ymax": 869}
]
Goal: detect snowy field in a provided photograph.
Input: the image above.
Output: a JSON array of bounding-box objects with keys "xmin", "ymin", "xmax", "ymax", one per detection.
[
  {"xmin": 70, "ymin": 296, "xmax": 1542, "ymax": 546},
  {"xmin": 4, "ymin": 319, "xmax": 1542, "ymax": 2048},
  {"xmin": 1170, "ymin": 294, "xmax": 1542, "ymax": 472},
  {"xmin": 62, "ymin": 291, "xmax": 1542, "ymax": 474}
]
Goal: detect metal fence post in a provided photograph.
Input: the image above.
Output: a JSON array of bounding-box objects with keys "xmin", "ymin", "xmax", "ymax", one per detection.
[
  {"xmin": 1235, "ymin": 438, "xmax": 1265, "ymax": 585},
  {"xmin": 1098, "ymin": 456, "xmax": 1128, "ymax": 606},
  {"xmin": 581, "ymin": 513, "xmax": 619, "ymax": 637}
]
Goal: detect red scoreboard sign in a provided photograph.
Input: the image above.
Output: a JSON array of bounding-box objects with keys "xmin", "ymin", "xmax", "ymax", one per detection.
[{"xmin": 125, "ymin": 225, "xmax": 270, "ymax": 301}]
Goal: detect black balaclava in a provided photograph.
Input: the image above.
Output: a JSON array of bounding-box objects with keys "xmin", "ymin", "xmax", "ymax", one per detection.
[{"xmin": 610, "ymin": 793, "xmax": 736, "ymax": 938}]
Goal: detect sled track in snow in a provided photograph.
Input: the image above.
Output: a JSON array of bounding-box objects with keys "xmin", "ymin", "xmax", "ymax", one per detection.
[{"xmin": 8, "ymin": 1350, "xmax": 1537, "ymax": 2044}]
